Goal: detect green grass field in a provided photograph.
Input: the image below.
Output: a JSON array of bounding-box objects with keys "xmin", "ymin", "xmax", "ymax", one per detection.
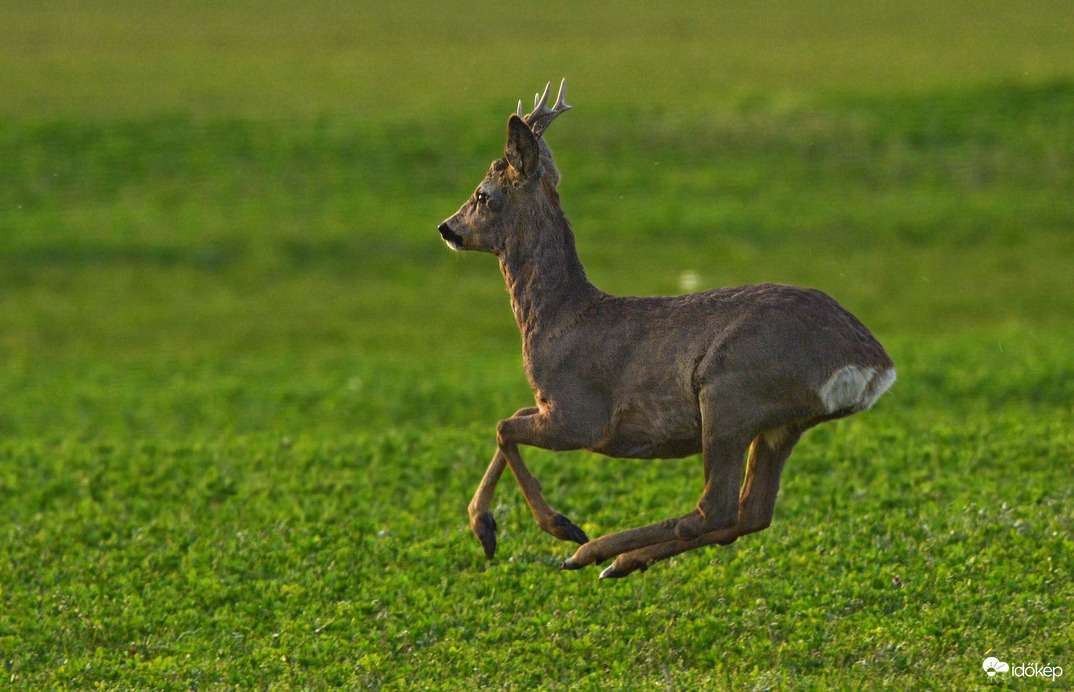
[{"xmin": 2, "ymin": 2, "xmax": 1073, "ymax": 689}]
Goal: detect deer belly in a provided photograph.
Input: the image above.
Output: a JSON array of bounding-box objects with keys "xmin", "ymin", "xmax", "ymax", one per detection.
[{"xmin": 593, "ymin": 398, "xmax": 702, "ymax": 459}]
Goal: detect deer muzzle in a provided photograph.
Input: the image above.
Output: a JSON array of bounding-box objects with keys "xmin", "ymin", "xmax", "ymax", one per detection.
[{"xmin": 438, "ymin": 221, "xmax": 465, "ymax": 250}]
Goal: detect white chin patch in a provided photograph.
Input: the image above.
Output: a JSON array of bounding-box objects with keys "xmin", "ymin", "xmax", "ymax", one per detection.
[{"xmin": 817, "ymin": 365, "xmax": 896, "ymax": 414}]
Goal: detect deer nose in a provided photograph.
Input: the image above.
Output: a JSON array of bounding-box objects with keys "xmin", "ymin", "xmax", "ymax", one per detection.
[{"xmin": 438, "ymin": 221, "xmax": 464, "ymax": 248}]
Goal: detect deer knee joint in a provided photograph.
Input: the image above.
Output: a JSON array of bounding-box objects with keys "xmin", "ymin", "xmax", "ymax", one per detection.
[
  {"xmin": 675, "ymin": 508, "xmax": 735, "ymax": 541},
  {"xmin": 700, "ymin": 505, "xmax": 738, "ymax": 533},
  {"xmin": 675, "ymin": 518, "xmax": 703, "ymax": 541}
]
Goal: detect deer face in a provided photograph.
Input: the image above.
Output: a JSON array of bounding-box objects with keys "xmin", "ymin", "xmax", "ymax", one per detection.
[
  {"xmin": 437, "ymin": 159, "xmax": 515, "ymax": 254},
  {"xmin": 438, "ymin": 115, "xmax": 554, "ymax": 256}
]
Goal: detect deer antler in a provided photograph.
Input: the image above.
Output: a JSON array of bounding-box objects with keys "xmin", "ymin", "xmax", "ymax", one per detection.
[{"xmin": 516, "ymin": 78, "xmax": 571, "ymax": 138}]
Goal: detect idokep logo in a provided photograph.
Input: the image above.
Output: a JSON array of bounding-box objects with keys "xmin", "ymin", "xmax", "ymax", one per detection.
[
  {"xmin": 983, "ymin": 656, "xmax": 1064, "ymax": 682},
  {"xmin": 983, "ymin": 657, "xmax": 1009, "ymax": 674},
  {"xmin": 983, "ymin": 657, "xmax": 1010, "ymax": 677}
]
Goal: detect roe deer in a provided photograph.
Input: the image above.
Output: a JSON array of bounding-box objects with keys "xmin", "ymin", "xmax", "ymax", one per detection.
[{"xmin": 438, "ymin": 80, "xmax": 895, "ymax": 578}]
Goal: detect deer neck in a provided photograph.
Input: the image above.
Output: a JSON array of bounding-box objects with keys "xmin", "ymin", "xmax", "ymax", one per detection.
[{"xmin": 499, "ymin": 211, "xmax": 597, "ymax": 344}]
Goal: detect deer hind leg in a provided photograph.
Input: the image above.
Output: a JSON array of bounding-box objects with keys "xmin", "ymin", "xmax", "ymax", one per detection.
[
  {"xmin": 599, "ymin": 425, "xmax": 801, "ymax": 578},
  {"xmin": 471, "ymin": 408, "xmax": 590, "ymax": 558},
  {"xmin": 562, "ymin": 430, "xmax": 754, "ymax": 571}
]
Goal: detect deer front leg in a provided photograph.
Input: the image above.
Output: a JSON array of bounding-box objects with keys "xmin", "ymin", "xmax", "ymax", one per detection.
[
  {"xmin": 496, "ymin": 411, "xmax": 590, "ymax": 546},
  {"xmin": 467, "ymin": 449, "xmax": 507, "ymax": 560},
  {"xmin": 599, "ymin": 425, "xmax": 801, "ymax": 578},
  {"xmin": 469, "ymin": 408, "xmax": 590, "ymax": 559},
  {"xmin": 468, "ymin": 407, "xmax": 538, "ymax": 559}
]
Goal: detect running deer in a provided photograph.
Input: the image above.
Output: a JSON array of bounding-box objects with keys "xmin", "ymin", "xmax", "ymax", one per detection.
[{"xmin": 438, "ymin": 80, "xmax": 895, "ymax": 578}]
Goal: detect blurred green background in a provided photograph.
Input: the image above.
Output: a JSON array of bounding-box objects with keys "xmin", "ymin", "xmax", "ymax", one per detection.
[{"xmin": 3, "ymin": 0, "xmax": 1072, "ymax": 439}]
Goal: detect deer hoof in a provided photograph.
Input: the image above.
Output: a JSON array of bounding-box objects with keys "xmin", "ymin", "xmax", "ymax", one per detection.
[
  {"xmin": 598, "ymin": 562, "xmax": 630, "ymax": 579},
  {"xmin": 471, "ymin": 512, "xmax": 498, "ymax": 560},
  {"xmin": 599, "ymin": 556, "xmax": 649, "ymax": 579},
  {"xmin": 551, "ymin": 514, "xmax": 589, "ymax": 545}
]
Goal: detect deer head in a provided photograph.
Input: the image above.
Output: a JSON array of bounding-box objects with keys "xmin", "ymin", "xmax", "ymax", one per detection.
[{"xmin": 438, "ymin": 79, "xmax": 571, "ymax": 256}]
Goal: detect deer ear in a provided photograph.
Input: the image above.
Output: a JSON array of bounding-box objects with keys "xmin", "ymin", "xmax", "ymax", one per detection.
[{"xmin": 505, "ymin": 115, "xmax": 541, "ymax": 179}]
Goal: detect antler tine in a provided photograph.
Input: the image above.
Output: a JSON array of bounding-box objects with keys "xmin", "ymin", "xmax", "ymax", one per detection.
[
  {"xmin": 552, "ymin": 77, "xmax": 570, "ymax": 112},
  {"xmin": 520, "ymin": 78, "xmax": 572, "ymax": 138},
  {"xmin": 533, "ymin": 82, "xmax": 551, "ymax": 111}
]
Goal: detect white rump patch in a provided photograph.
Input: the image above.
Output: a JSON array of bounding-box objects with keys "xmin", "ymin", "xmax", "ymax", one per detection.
[{"xmin": 818, "ymin": 365, "xmax": 896, "ymax": 414}]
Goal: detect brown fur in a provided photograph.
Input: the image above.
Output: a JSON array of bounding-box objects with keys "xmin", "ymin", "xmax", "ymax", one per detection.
[{"xmin": 438, "ymin": 97, "xmax": 894, "ymax": 577}]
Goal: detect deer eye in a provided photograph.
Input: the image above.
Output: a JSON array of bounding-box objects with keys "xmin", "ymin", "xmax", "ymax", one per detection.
[{"xmin": 474, "ymin": 191, "xmax": 489, "ymax": 206}]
